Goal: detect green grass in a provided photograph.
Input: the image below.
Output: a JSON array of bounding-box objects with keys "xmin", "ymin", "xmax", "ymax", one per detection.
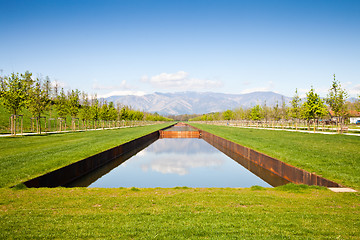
[
  {"xmin": 0, "ymin": 105, "xmax": 68, "ymax": 133},
  {"xmin": 0, "ymin": 122, "xmax": 359, "ymax": 239},
  {"xmin": 190, "ymin": 123, "xmax": 360, "ymax": 190},
  {"xmin": 0, "ymin": 123, "xmax": 173, "ymax": 187},
  {"xmin": 0, "ymin": 187, "xmax": 359, "ymax": 239}
]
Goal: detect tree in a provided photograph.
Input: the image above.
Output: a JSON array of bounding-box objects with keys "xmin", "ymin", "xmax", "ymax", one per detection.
[
  {"xmin": 223, "ymin": 109, "xmax": 234, "ymax": 120},
  {"xmin": 271, "ymin": 101, "xmax": 281, "ymax": 121},
  {"xmin": 326, "ymin": 74, "xmax": 349, "ymax": 131},
  {"xmin": 289, "ymin": 89, "xmax": 302, "ymax": 130},
  {"xmin": 302, "ymin": 87, "xmax": 327, "ymax": 131},
  {"xmin": 250, "ymin": 105, "xmax": 264, "ymax": 121},
  {"xmin": 0, "ymin": 72, "xmax": 33, "ymax": 134},
  {"xmin": 27, "ymin": 78, "xmax": 51, "ymax": 134},
  {"xmin": 78, "ymin": 92, "xmax": 91, "ymax": 129},
  {"xmin": 67, "ymin": 89, "xmax": 80, "ymax": 118},
  {"xmin": 0, "ymin": 73, "xmax": 30, "ymax": 115},
  {"xmin": 55, "ymin": 88, "xmax": 68, "ymax": 131},
  {"xmin": 355, "ymin": 95, "xmax": 360, "ymax": 112},
  {"xmin": 90, "ymin": 96, "xmax": 100, "ymax": 129},
  {"xmin": 99, "ymin": 101, "xmax": 110, "ymax": 128},
  {"xmin": 67, "ymin": 89, "xmax": 81, "ymax": 131}
]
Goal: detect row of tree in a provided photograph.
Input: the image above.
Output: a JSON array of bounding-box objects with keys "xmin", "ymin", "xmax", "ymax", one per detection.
[
  {"xmin": 191, "ymin": 75, "xmax": 360, "ymax": 128},
  {"xmin": 0, "ymin": 71, "xmax": 172, "ymax": 134}
]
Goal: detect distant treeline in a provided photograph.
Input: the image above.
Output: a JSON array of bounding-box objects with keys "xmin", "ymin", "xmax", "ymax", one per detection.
[
  {"xmin": 0, "ymin": 71, "xmax": 172, "ymax": 133},
  {"xmin": 190, "ymin": 75, "xmax": 360, "ymax": 124}
]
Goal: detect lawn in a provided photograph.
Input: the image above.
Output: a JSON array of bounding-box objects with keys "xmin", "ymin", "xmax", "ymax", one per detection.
[
  {"xmin": 1, "ymin": 122, "xmax": 359, "ymax": 239},
  {"xmin": 0, "ymin": 123, "xmax": 173, "ymax": 187},
  {"xmin": 0, "ymin": 186, "xmax": 359, "ymax": 239},
  {"xmin": 190, "ymin": 123, "xmax": 360, "ymax": 190}
]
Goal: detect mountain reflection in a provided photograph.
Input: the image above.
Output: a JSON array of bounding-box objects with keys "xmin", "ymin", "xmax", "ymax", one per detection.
[{"xmin": 146, "ymin": 138, "xmax": 217, "ymax": 154}]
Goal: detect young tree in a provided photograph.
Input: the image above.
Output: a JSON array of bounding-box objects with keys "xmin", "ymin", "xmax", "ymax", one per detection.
[
  {"xmin": 99, "ymin": 101, "xmax": 110, "ymax": 128},
  {"xmin": 223, "ymin": 109, "xmax": 234, "ymax": 120},
  {"xmin": 0, "ymin": 72, "xmax": 32, "ymax": 134},
  {"xmin": 302, "ymin": 86, "xmax": 328, "ymax": 132},
  {"xmin": 27, "ymin": 78, "xmax": 51, "ymax": 134},
  {"xmin": 55, "ymin": 88, "xmax": 68, "ymax": 131},
  {"xmin": 289, "ymin": 89, "xmax": 302, "ymax": 130},
  {"xmin": 0, "ymin": 73, "xmax": 29, "ymax": 115},
  {"xmin": 90, "ymin": 96, "xmax": 100, "ymax": 129},
  {"xmin": 250, "ymin": 105, "xmax": 264, "ymax": 121},
  {"xmin": 67, "ymin": 89, "xmax": 80, "ymax": 118},
  {"xmin": 271, "ymin": 101, "xmax": 281, "ymax": 121},
  {"xmin": 108, "ymin": 102, "xmax": 118, "ymax": 121},
  {"xmin": 67, "ymin": 89, "xmax": 81, "ymax": 131},
  {"xmin": 326, "ymin": 74, "xmax": 349, "ymax": 131},
  {"xmin": 355, "ymin": 95, "xmax": 360, "ymax": 112},
  {"xmin": 78, "ymin": 92, "xmax": 91, "ymax": 130}
]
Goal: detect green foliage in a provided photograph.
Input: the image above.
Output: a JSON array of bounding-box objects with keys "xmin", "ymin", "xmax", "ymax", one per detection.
[
  {"xmin": 289, "ymin": 88, "xmax": 301, "ymax": 119},
  {"xmin": 356, "ymin": 95, "xmax": 360, "ymax": 112},
  {"xmin": 78, "ymin": 92, "xmax": 90, "ymax": 122},
  {"xmin": 67, "ymin": 89, "xmax": 80, "ymax": 118},
  {"xmin": 301, "ymin": 86, "xmax": 327, "ymax": 120},
  {"xmin": 222, "ymin": 109, "xmax": 234, "ymax": 120},
  {"xmin": 27, "ymin": 78, "xmax": 51, "ymax": 118},
  {"xmin": 0, "ymin": 72, "xmax": 31, "ymax": 115},
  {"xmin": 250, "ymin": 105, "xmax": 264, "ymax": 120},
  {"xmin": 55, "ymin": 88, "xmax": 68, "ymax": 118},
  {"xmin": 326, "ymin": 74, "xmax": 348, "ymax": 118},
  {"xmin": 90, "ymin": 97, "xmax": 100, "ymax": 121}
]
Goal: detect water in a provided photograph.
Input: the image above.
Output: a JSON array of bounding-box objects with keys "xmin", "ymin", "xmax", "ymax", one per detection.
[{"xmin": 83, "ymin": 138, "xmax": 275, "ymax": 188}]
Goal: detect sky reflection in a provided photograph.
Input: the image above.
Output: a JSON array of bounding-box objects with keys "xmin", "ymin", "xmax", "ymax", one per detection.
[{"xmin": 88, "ymin": 138, "xmax": 272, "ymax": 188}]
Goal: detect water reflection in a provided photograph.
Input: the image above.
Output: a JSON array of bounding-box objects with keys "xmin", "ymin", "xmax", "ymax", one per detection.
[
  {"xmin": 140, "ymin": 152, "xmax": 224, "ymax": 175},
  {"xmin": 86, "ymin": 138, "xmax": 275, "ymax": 188}
]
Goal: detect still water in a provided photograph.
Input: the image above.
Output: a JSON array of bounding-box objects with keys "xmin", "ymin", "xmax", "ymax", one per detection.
[{"xmin": 86, "ymin": 138, "xmax": 273, "ymax": 188}]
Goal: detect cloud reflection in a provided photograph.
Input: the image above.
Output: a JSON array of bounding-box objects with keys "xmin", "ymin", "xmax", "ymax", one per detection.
[{"xmin": 141, "ymin": 154, "xmax": 224, "ymax": 176}]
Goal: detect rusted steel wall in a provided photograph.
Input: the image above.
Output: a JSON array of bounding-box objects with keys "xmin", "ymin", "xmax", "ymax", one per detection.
[
  {"xmin": 160, "ymin": 130, "xmax": 200, "ymax": 138},
  {"xmin": 23, "ymin": 131, "xmax": 160, "ymax": 188},
  {"xmin": 192, "ymin": 126, "xmax": 341, "ymax": 187}
]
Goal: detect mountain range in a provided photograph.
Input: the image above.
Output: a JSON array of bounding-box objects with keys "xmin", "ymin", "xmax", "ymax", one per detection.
[{"xmin": 105, "ymin": 91, "xmax": 292, "ymax": 116}]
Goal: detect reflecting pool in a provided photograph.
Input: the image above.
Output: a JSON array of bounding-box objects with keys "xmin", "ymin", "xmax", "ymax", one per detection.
[{"xmin": 83, "ymin": 138, "xmax": 274, "ymax": 188}]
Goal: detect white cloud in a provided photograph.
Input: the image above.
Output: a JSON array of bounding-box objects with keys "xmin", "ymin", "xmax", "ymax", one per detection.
[
  {"xmin": 143, "ymin": 71, "xmax": 223, "ymax": 90},
  {"xmin": 93, "ymin": 80, "xmax": 131, "ymax": 90},
  {"xmin": 141, "ymin": 154, "xmax": 224, "ymax": 176},
  {"xmin": 97, "ymin": 91, "xmax": 146, "ymax": 98}
]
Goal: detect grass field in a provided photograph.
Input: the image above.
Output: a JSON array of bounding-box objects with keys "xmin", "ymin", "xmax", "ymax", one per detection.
[
  {"xmin": 0, "ymin": 123, "xmax": 173, "ymax": 187},
  {"xmin": 1, "ymin": 122, "xmax": 359, "ymax": 239},
  {"xmin": 1, "ymin": 186, "xmax": 359, "ymax": 239},
  {"xmin": 190, "ymin": 123, "xmax": 360, "ymax": 190}
]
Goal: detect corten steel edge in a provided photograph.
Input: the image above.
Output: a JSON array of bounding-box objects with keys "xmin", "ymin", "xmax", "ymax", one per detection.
[
  {"xmin": 22, "ymin": 124, "xmax": 176, "ymax": 188},
  {"xmin": 160, "ymin": 130, "xmax": 200, "ymax": 138},
  {"xmin": 189, "ymin": 124, "xmax": 342, "ymax": 188}
]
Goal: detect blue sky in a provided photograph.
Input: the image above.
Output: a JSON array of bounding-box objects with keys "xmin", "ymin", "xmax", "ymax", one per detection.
[{"xmin": 1, "ymin": 0, "xmax": 359, "ymax": 98}]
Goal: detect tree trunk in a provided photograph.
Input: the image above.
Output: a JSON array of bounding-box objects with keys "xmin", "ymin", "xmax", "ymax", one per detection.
[{"xmin": 313, "ymin": 119, "xmax": 316, "ymax": 133}]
